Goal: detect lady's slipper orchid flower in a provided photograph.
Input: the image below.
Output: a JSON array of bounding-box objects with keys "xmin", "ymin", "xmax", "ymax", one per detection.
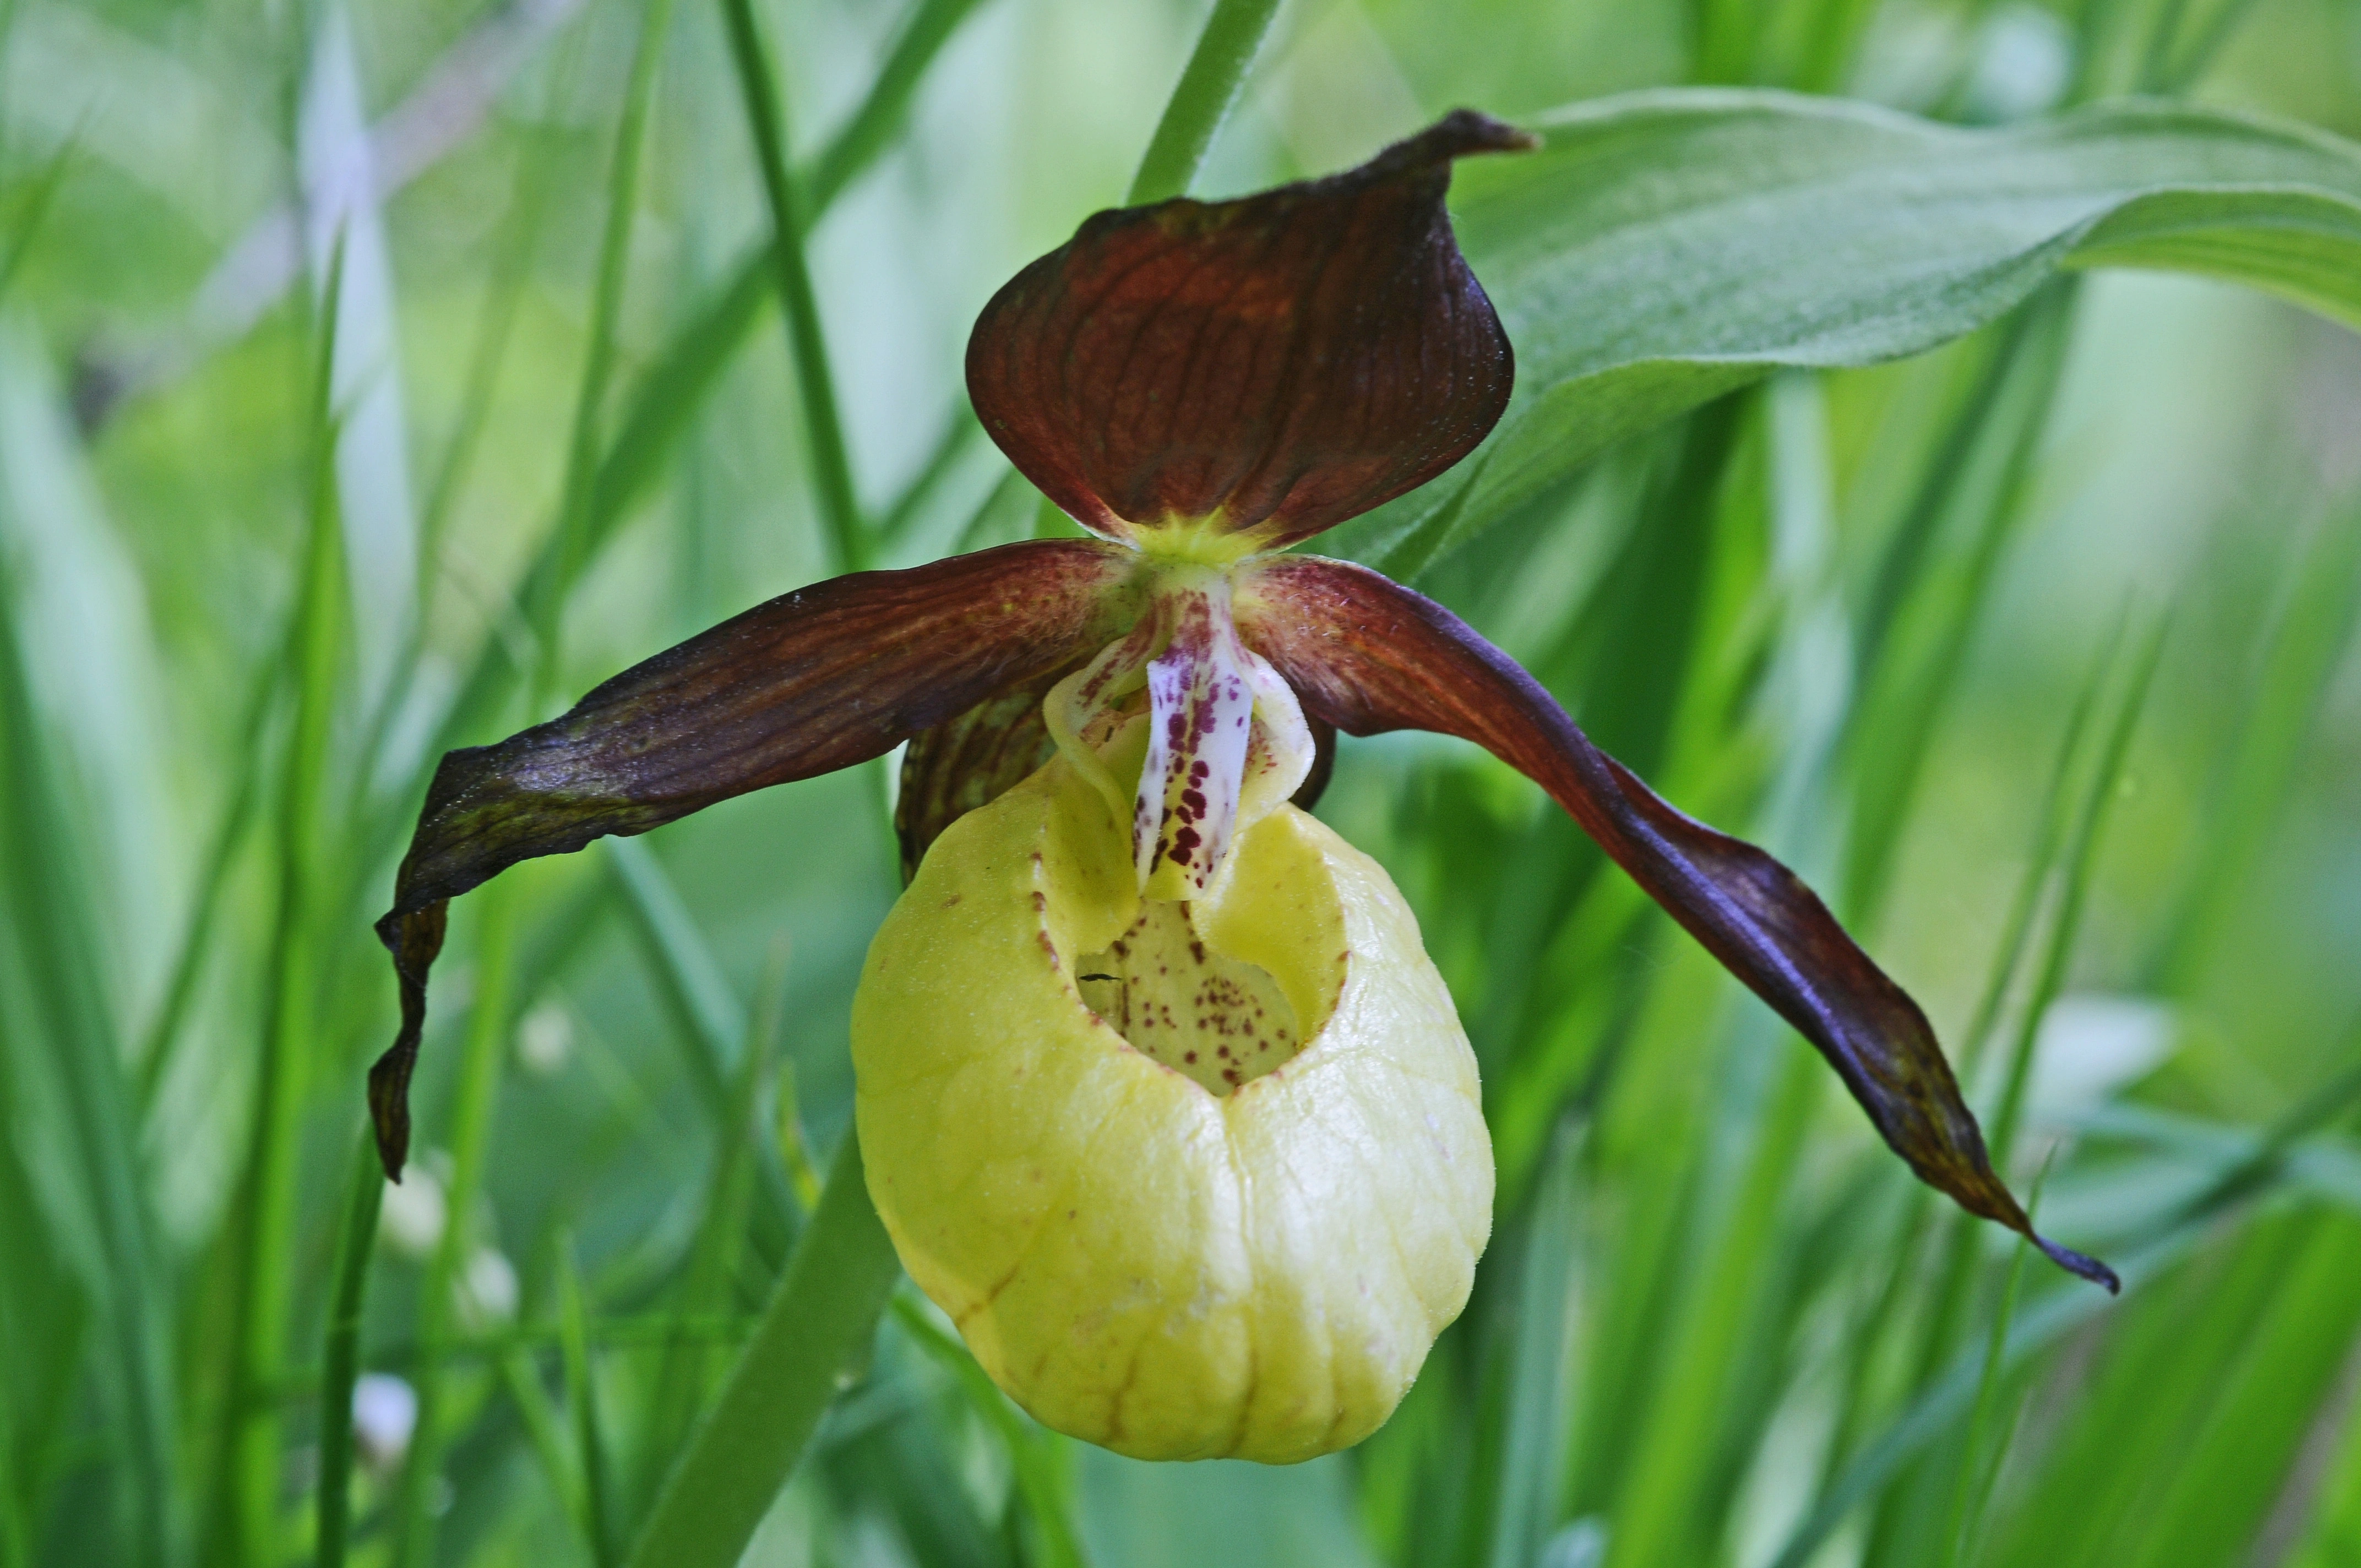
[{"xmin": 372, "ymin": 110, "xmax": 2115, "ymax": 1463}]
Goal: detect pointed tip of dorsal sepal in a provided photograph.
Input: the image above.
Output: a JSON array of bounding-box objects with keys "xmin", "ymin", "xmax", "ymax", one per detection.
[
  {"xmin": 968, "ymin": 115, "xmax": 1521, "ymax": 554},
  {"xmin": 1356, "ymin": 109, "xmax": 1541, "ymax": 180}
]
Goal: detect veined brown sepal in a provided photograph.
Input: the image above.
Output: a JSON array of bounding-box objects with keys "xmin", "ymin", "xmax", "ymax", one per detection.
[
  {"xmin": 966, "ymin": 111, "xmax": 1532, "ymax": 553},
  {"xmin": 368, "ymin": 538, "xmax": 1137, "ymax": 1178}
]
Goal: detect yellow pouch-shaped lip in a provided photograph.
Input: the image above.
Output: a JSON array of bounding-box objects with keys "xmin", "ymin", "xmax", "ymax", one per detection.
[{"xmin": 852, "ymin": 754, "xmax": 1492, "ymax": 1463}]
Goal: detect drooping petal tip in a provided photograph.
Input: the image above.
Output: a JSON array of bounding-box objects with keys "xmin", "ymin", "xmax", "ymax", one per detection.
[
  {"xmin": 968, "ymin": 111, "xmax": 1533, "ymax": 552},
  {"xmin": 2036, "ymin": 1235, "xmax": 2121, "ymax": 1294}
]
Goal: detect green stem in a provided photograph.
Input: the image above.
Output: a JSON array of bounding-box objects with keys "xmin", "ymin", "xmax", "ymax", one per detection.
[
  {"xmin": 1125, "ymin": 0, "xmax": 1286, "ymax": 205},
  {"xmin": 720, "ymin": 0, "xmax": 867, "ymax": 574},
  {"xmin": 623, "ymin": 1132, "xmax": 901, "ymax": 1568},
  {"xmin": 313, "ymin": 1128, "xmax": 386, "ymax": 1568}
]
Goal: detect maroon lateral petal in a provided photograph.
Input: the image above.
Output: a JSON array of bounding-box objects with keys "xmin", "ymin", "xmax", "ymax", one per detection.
[
  {"xmin": 368, "ymin": 538, "xmax": 1135, "ymax": 1177},
  {"xmin": 1236, "ymin": 555, "xmax": 2118, "ymax": 1292},
  {"xmin": 966, "ymin": 110, "xmax": 1531, "ymax": 552}
]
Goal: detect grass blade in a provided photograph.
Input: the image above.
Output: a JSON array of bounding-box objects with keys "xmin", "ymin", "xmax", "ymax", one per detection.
[
  {"xmin": 0, "ymin": 391, "xmax": 176, "ymax": 1567},
  {"xmin": 877, "ymin": 405, "xmax": 984, "ymax": 554},
  {"xmin": 633, "ymin": 938, "xmax": 787, "ymax": 1523},
  {"xmin": 415, "ymin": 110, "xmax": 562, "ymax": 585},
  {"xmin": 1859, "ymin": 614, "xmax": 2163, "ymax": 1564},
  {"xmin": 384, "ymin": 0, "xmax": 993, "ymax": 808},
  {"xmin": 1601, "ymin": 1037, "xmax": 1819, "ymax": 1568},
  {"xmin": 207, "ymin": 236, "xmax": 351, "ymax": 1568},
  {"xmin": 804, "ymin": 0, "xmax": 996, "ymax": 214},
  {"xmin": 605, "ymin": 838, "xmax": 743, "ymax": 1106},
  {"xmin": 624, "ymin": 1130, "xmax": 902, "ymax": 1568},
  {"xmin": 1483, "ymin": 1129, "xmax": 1585, "ymax": 1568},
  {"xmin": 136, "ymin": 654, "xmax": 275, "ymax": 1110},
  {"xmin": 1938, "ymin": 1186, "xmax": 2037, "ymax": 1568},
  {"xmin": 558, "ymin": 1237, "xmax": 621, "ymax": 1568},
  {"xmin": 720, "ymin": 0, "xmax": 866, "ymax": 573},
  {"xmin": 1771, "ymin": 1047, "xmax": 2361, "ymax": 1568},
  {"xmin": 1124, "ymin": 0, "xmax": 1285, "ymax": 204},
  {"xmin": 1842, "ymin": 285, "xmax": 2078, "ymax": 924},
  {"xmin": 1983, "ymin": 616, "xmax": 2167, "ymax": 1168},
  {"xmin": 1816, "ymin": 641, "xmax": 2112, "ymax": 1490},
  {"xmin": 539, "ymin": 0, "xmax": 679, "ymax": 694}
]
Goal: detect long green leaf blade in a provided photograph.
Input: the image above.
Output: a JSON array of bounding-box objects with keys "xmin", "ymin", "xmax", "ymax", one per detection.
[{"xmin": 1345, "ymin": 91, "xmax": 2361, "ymax": 575}]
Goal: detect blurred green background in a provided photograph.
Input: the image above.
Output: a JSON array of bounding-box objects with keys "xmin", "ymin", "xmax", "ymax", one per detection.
[{"xmin": 4, "ymin": 0, "xmax": 2361, "ymax": 1564}]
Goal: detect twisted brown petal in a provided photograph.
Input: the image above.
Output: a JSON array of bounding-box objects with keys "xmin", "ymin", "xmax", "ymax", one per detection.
[
  {"xmin": 967, "ymin": 110, "xmax": 1531, "ymax": 552},
  {"xmin": 369, "ymin": 538, "xmax": 1137, "ymax": 1177},
  {"xmin": 1237, "ymin": 555, "xmax": 2117, "ymax": 1291}
]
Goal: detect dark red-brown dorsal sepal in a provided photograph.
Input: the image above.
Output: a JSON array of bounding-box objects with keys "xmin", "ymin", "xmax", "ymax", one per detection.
[
  {"xmin": 1235, "ymin": 555, "xmax": 2120, "ymax": 1293},
  {"xmin": 967, "ymin": 111, "xmax": 1533, "ymax": 553}
]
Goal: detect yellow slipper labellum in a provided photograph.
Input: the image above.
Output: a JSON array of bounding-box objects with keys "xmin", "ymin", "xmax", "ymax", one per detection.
[{"xmin": 851, "ymin": 738, "xmax": 1493, "ymax": 1463}]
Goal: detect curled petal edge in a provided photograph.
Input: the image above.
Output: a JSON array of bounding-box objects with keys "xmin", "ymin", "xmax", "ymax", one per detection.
[
  {"xmin": 369, "ymin": 538, "xmax": 1138, "ymax": 1178},
  {"xmin": 1236, "ymin": 555, "xmax": 2118, "ymax": 1293}
]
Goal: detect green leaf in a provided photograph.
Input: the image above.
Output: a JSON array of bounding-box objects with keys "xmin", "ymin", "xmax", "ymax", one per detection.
[{"xmin": 1341, "ymin": 90, "xmax": 2361, "ymax": 576}]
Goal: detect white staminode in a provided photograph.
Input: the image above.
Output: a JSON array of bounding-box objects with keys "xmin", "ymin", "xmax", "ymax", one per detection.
[{"xmin": 1046, "ymin": 565, "xmax": 1313, "ymax": 900}]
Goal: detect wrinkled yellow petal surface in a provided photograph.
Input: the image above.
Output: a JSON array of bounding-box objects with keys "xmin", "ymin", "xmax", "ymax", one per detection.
[{"xmin": 852, "ymin": 756, "xmax": 1492, "ymax": 1463}]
